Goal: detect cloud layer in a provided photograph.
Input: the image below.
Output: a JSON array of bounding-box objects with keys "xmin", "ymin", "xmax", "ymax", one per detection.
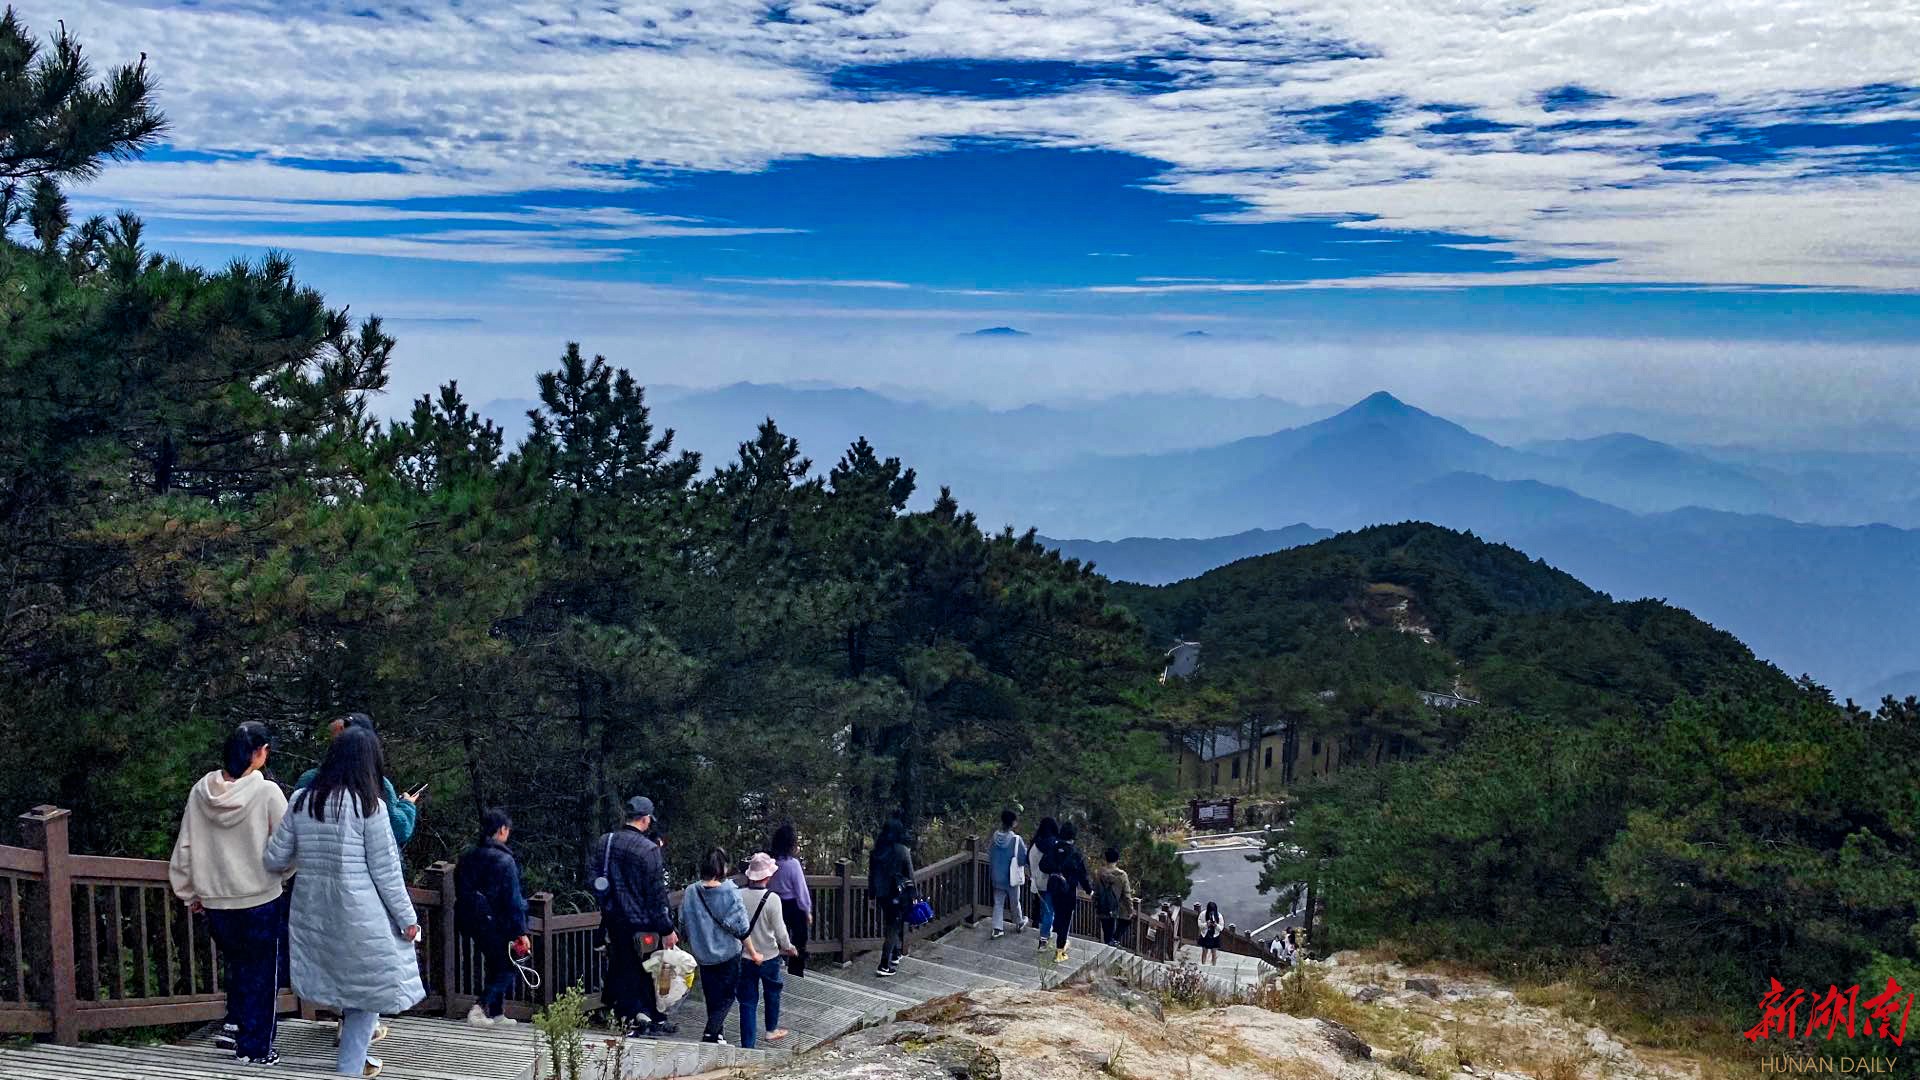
[{"xmin": 31, "ymin": 0, "xmax": 1920, "ymax": 288}]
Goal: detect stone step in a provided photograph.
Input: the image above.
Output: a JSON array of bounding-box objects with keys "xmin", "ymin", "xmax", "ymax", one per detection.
[{"xmin": 655, "ymin": 966, "xmax": 908, "ymax": 1052}]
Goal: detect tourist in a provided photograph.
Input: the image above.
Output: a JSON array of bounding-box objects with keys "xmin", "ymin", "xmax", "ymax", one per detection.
[
  {"xmin": 589, "ymin": 796, "xmax": 679, "ymax": 1038},
  {"xmin": 168, "ymin": 721, "xmax": 289, "ymax": 1065},
  {"xmin": 767, "ymin": 823, "xmax": 812, "ymax": 978},
  {"xmin": 679, "ymin": 847, "xmax": 760, "ymax": 1044},
  {"xmin": 263, "ymin": 725, "xmax": 424, "ymax": 1079},
  {"xmin": 294, "ymin": 713, "xmax": 420, "ymax": 848},
  {"xmin": 987, "ymin": 808, "xmax": 1028, "ymax": 940},
  {"xmin": 736, "ymin": 852, "xmax": 799, "ymax": 1047},
  {"xmin": 1270, "ymin": 926, "xmax": 1296, "ymax": 967},
  {"xmin": 1027, "ymin": 816, "xmax": 1059, "ymax": 948},
  {"xmin": 1094, "ymin": 847, "xmax": 1133, "ymax": 947},
  {"xmin": 1199, "ymin": 901, "xmax": 1224, "ymax": 966},
  {"xmin": 1155, "ymin": 901, "xmax": 1177, "ymax": 961},
  {"xmin": 1040, "ymin": 822, "xmax": 1090, "ymax": 962},
  {"xmin": 454, "ymin": 808, "xmax": 530, "ymax": 1027},
  {"xmin": 868, "ymin": 817, "xmax": 915, "ymax": 977}
]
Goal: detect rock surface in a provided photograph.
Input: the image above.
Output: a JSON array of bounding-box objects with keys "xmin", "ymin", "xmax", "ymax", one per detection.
[{"xmin": 750, "ymin": 952, "xmax": 1719, "ymax": 1080}]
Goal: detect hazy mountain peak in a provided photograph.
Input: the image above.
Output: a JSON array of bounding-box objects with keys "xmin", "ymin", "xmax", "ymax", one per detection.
[
  {"xmin": 967, "ymin": 326, "xmax": 1029, "ymax": 337},
  {"xmin": 1345, "ymin": 390, "xmax": 1422, "ymax": 418}
]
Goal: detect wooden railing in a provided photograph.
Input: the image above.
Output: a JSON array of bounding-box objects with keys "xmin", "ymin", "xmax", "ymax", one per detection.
[{"xmin": 0, "ymin": 806, "xmax": 1283, "ymax": 1041}]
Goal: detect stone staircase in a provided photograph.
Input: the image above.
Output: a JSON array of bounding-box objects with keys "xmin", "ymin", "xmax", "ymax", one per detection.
[{"xmin": 0, "ymin": 923, "xmax": 1275, "ymax": 1080}]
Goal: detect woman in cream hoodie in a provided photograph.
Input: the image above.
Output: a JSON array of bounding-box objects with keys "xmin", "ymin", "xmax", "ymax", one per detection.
[{"xmin": 169, "ymin": 721, "xmax": 289, "ymax": 1065}]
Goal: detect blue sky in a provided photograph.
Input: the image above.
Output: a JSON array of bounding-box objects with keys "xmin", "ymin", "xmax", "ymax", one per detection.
[{"xmin": 29, "ymin": 1, "xmax": 1920, "ymax": 420}]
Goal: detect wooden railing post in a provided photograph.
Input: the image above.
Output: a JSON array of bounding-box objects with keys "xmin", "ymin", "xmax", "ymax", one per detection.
[
  {"xmin": 835, "ymin": 858, "xmax": 851, "ymax": 963},
  {"xmin": 965, "ymin": 835, "xmax": 979, "ymax": 926},
  {"xmin": 20, "ymin": 806, "xmax": 76, "ymax": 1044},
  {"xmin": 1129, "ymin": 898, "xmax": 1142, "ymax": 955},
  {"xmin": 533, "ymin": 892, "xmax": 555, "ymax": 1005},
  {"xmin": 432, "ymin": 861, "xmax": 459, "ymax": 1018}
]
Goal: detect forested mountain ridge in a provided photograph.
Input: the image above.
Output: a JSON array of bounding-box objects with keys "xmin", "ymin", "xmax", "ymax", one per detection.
[{"xmin": 1115, "ymin": 522, "xmax": 1797, "ymax": 732}]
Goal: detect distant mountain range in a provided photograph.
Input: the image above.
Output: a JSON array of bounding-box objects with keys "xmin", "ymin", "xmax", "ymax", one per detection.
[
  {"xmin": 479, "ymin": 382, "xmax": 1920, "ymax": 700},
  {"xmin": 1038, "ymin": 525, "xmax": 1332, "ymax": 586},
  {"xmin": 1016, "ymin": 393, "xmax": 1920, "ymax": 701},
  {"xmin": 481, "ymin": 384, "xmax": 1332, "ymax": 475}
]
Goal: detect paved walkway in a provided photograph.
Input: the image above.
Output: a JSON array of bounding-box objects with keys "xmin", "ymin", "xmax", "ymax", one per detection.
[{"xmin": 0, "ymin": 922, "xmax": 1174, "ymax": 1080}]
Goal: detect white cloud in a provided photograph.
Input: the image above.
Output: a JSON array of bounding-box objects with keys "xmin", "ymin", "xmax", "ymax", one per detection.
[
  {"xmin": 706, "ymin": 277, "xmax": 912, "ymax": 289},
  {"xmin": 23, "ymin": 0, "xmax": 1920, "ymax": 287}
]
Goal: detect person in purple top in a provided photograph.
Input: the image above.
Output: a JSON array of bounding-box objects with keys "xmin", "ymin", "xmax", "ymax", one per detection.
[{"xmin": 766, "ymin": 823, "xmax": 812, "ymax": 978}]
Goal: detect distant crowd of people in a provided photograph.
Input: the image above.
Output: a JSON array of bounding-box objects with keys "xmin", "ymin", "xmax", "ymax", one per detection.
[{"xmin": 167, "ymin": 715, "xmax": 1286, "ymax": 1075}]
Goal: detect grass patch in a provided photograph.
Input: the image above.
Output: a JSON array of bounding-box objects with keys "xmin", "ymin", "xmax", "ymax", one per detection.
[{"xmin": 1250, "ymin": 964, "xmax": 1367, "ymax": 1029}]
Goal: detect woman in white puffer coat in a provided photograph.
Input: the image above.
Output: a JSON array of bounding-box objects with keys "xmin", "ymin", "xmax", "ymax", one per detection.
[{"xmin": 265, "ymin": 725, "xmax": 424, "ymax": 1078}]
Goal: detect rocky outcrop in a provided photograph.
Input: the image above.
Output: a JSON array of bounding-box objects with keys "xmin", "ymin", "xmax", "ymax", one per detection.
[{"xmin": 750, "ymin": 954, "xmax": 1715, "ymax": 1080}]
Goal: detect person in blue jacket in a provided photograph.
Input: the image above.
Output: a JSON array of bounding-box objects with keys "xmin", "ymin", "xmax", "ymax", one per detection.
[
  {"xmin": 678, "ymin": 847, "xmax": 762, "ymax": 1045},
  {"xmin": 454, "ymin": 808, "xmax": 530, "ymax": 1026}
]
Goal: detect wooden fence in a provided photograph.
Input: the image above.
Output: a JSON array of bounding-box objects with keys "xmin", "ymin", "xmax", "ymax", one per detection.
[{"xmin": 0, "ymin": 807, "xmax": 1282, "ymax": 1041}]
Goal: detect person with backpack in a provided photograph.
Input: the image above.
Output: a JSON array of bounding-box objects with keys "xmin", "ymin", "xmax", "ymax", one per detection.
[
  {"xmin": 868, "ymin": 817, "xmax": 915, "ymax": 977},
  {"xmin": 679, "ymin": 847, "xmax": 762, "ymax": 1045},
  {"xmin": 1199, "ymin": 901, "xmax": 1224, "ymax": 966},
  {"xmin": 1040, "ymin": 822, "xmax": 1090, "ymax": 963},
  {"xmin": 736, "ymin": 852, "xmax": 799, "ymax": 1047},
  {"xmin": 1027, "ymin": 816, "xmax": 1058, "ymax": 949},
  {"xmin": 987, "ymin": 809, "xmax": 1028, "ymax": 940},
  {"xmin": 589, "ymin": 796, "xmax": 679, "ymax": 1039},
  {"xmin": 1094, "ymin": 847, "xmax": 1133, "ymax": 948},
  {"xmin": 454, "ymin": 808, "xmax": 530, "ymax": 1027},
  {"xmin": 263, "ymin": 725, "xmax": 423, "ymax": 1079},
  {"xmin": 168, "ymin": 722, "xmax": 289, "ymax": 1066}
]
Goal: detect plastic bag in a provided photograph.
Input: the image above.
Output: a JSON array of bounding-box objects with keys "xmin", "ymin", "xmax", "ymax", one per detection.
[
  {"xmin": 908, "ymin": 898, "xmax": 934, "ymax": 927},
  {"xmin": 642, "ymin": 946, "xmax": 698, "ymax": 1010}
]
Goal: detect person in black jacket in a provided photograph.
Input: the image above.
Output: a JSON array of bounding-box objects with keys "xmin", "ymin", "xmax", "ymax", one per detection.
[
  {"xmin": 1040, "ymin": 823, "xmax": 1091, "ymax": 961},
  {"xmin": 590, "ymin": 796, "xmax": 680, "ymax": 1037},
  {"xmin": 867, "ymin": 816, "xmax": 914, "ymax": 977},
  {"xmin": 455, "ymin": 808, "xmax": 531, "ymax": 1026}
]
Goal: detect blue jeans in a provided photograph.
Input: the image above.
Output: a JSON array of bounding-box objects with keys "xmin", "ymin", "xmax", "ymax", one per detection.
[
  {"xmin": 477, "ymin": 939, "xmax": 516, "ymax": 1018},
  {"xmin": 337, "ymin": 1008, "xmax": 380, "ymax": 1076},
  {"xmin": 1035, "ymin": 889, "xmax": 1055, "ymax": 939},
  {"xmin": 205, "ymin": 899, "xmax": 281, "ymax": 1061},
  {"xmin": 734, "ymin": 956, "xmax": 784, "ymax": 1047}
]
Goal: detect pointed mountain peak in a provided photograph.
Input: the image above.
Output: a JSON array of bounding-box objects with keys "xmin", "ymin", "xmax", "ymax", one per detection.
[{"xmin": 1343, "ymin": 390, "xmax": 1421, "ymax": 418}]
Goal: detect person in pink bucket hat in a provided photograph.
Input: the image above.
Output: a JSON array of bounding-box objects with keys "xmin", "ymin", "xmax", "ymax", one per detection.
[{"xmin": 736, "ymin": 851, "xmax": 800, "ymax": 1046}]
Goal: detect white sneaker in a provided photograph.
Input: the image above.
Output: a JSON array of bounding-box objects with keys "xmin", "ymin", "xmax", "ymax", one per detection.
[{"xmin": 466, "ymin": 1006, "xmax": 491, "ymax": 1027}]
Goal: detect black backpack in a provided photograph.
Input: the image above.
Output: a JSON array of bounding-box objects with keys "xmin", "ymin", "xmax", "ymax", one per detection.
[
  {"xmin": 1095, "ymin": 875, "xmax": 1121, "ymax": 916},
  {"xmin": 454, "ymin": 851, "xmax": 496, "ymax": 940}
]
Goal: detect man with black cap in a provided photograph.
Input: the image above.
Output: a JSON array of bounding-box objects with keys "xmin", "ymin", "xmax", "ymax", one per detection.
[{"xmin": 590, "ymin": 795, "xmax": 679, "ymax": 1037}]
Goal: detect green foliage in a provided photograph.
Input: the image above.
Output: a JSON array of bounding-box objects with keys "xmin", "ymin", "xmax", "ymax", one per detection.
[
  {"xmin": 0, "ymin": 8, "xmax": 167, "ymax": 187},
  {"xmin": 1264, "ymin": 693, "xmax": 1920, "ymax": 1029},
  {"xmin": 532, "ymin": 983, "xmax": 590, "ymax": 1080}
]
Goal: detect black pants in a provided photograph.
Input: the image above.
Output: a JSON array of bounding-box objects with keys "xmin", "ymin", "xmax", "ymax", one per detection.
[
  {"xmin": 1100, "ymin": 916, "xmax": 1124, "ymax": 948},
  {"xmin": 477, "ymin": 940, "xmax": 516, "ymax": 1018},
  {"xmin": 603, "ymin": 922, "xmax": 664, "ymax": 1026},
  {"xmin": 206, "ymin": 899, "xmax": 281, "ymax": 1061},
  {"xmin": 1047, "ymin": 880, "xmax": 1075, "ymax": 948},
  {"xmin": 881, "ymin": 905, "xmax": 907, "ymax": 967},
  {"xmin": 781, "ymin": 903, "xmax": 810, "ymax": 978},
  {"xmin": 697, "ymin": 957, "xmax": 741, "ymax": 1040}
]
